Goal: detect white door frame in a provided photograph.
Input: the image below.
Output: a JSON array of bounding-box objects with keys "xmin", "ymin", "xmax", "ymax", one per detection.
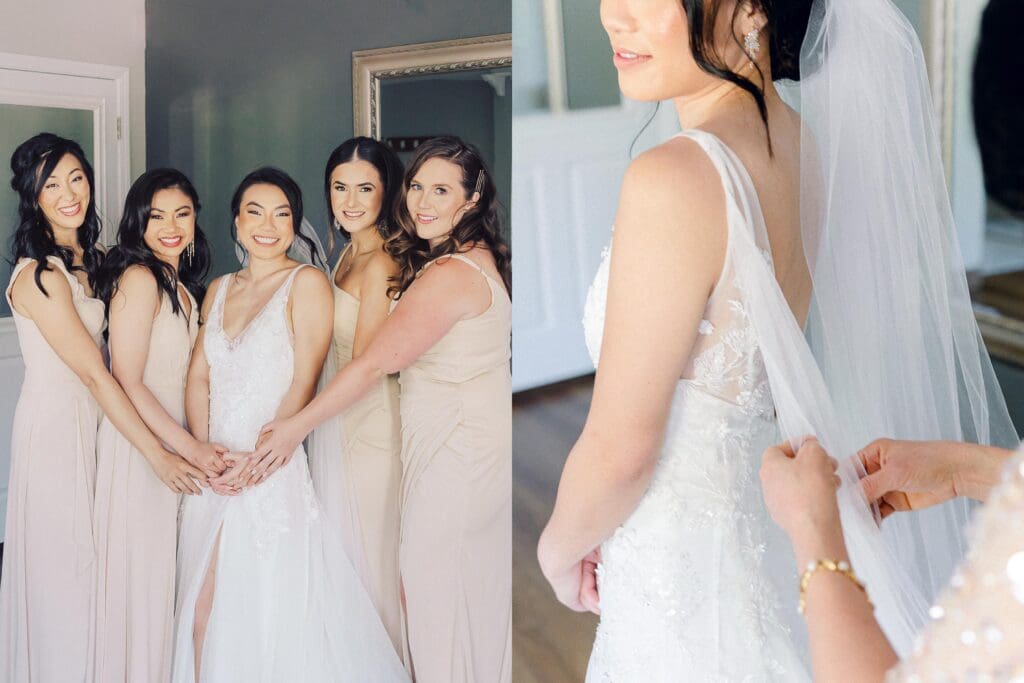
[
  {"xmin": 0, "ymin": 51, "xmax": 131, "ymax": 240},
  {"xmin": 0, "ymin": 52, "xmax": 130, "ymax": 539}
]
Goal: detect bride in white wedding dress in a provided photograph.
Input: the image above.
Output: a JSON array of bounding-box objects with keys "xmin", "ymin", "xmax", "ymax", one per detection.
[
  {"xmin": 171, "ymin": 168, "xmax": 407, "ymax": 682},
  {"xmin": 539, "ymin": 0, "xmax": 1018, "ymax": 680}
]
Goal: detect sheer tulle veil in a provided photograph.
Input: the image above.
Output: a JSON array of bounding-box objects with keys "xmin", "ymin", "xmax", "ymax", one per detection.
[{"xmin": 762, "ymin": 0, "xmax": 1019, "ymax": 654}]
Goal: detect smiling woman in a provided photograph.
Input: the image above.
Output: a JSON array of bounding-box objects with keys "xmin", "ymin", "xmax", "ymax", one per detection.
[
  {"xmin": 249, "ymin": 136, "xmax": 512, "ymax": 683},
  {"xmin": 168, "ymin": 166, "xmax": 407, "ymax": 682},
  {"xmin": 91, "ymin": 168, "xmax": 214, "ymax": 682},
  {"xmin": 0, "ymin": 135, "xmax": 190, "ymax": 682}
]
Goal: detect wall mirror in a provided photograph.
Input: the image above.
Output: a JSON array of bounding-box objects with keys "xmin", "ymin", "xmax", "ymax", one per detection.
[{"xmin": 352, "ymin": 34, "xmax": 512, "ymax": 239}]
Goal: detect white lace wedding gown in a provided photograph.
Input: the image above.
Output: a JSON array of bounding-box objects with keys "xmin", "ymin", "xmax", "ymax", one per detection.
[
  {"xmin": 583, "ymin": 129, "xmax": 810, "ymax": 681},
  {"xmin": 170, "ymin": 265, "xmax": 408, "ymax": 682}
]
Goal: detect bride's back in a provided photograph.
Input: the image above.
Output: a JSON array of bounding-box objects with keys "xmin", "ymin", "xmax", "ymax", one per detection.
[{"xmin": 701, "ymin": 97, "xmax": 810, "ymax": 329}]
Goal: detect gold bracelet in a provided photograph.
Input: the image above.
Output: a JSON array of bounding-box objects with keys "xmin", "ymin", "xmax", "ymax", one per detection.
[{"xmin": 798, "ymin": 558, "xmax": 873, "ymax": 615}]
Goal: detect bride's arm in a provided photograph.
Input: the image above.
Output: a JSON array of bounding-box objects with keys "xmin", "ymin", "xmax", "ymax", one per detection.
[
  {"xmin": 249, "ymin": 256, "xmax": 490, "ymax": 479},
  {"xmin": 537, "ymin": 139, "xmax": 728, "ymax": 610},
  {"xmin": 184, "ymin": 276, "xmax": 223, "ymax": 444},
  {"xmin": 274, "ymin": 267, "xmax": 334, "ymax": 420}
]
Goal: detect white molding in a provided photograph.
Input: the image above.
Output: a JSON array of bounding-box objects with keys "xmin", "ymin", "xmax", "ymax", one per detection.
[
  {"xmin": 0, "ymin": 319, "xmax": 19, "ymax": 360},
  {"xmin": 541, "ymin": 0, "xmax": 568, "ymax": 113},
  {"xmin": 0, "ymin": 52, "xmax": 128, "ymax": 81},
  {"xmin": 0, "ymin": 51, "xmax": 131, "ymax": 246},
  {"xmin": 352, "ymin": 34, "xmax": 512, "ymax": 139}
]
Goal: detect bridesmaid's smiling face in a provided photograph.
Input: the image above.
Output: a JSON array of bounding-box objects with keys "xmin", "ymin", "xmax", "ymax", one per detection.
[
  {"xmin": 234, "ymin": 183, "xmax": 295, "ymax": 260},
  {"xmin": 600, "ymin": 0, "xmax": 756, "ymax": 101},
  {"xmin": 405, "ymin": 158, "xmax": 477, "ymax": 247},
  {"xmin": 329, "ymin": 160, "xmax": 385, "ymax": 236},
  {"xmin": 143, "ymin": 187, "xmax": 195, "ymax": 266},
  {"xmin": 36, "ymin": 153, "xmax": 91, "ymax": 233}
]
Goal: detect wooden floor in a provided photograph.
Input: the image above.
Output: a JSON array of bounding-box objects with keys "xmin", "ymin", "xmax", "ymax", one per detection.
[{"xmin": 513, "ymin": 376, "xmax": 598, "ymax": 683}]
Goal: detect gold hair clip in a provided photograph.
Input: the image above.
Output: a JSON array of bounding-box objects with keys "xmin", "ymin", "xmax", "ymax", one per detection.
[{"xmin": 474, "ymin": 169, "xmax": 485, "ymax": 194}]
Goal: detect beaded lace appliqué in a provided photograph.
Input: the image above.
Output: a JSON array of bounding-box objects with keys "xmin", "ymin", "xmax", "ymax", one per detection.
[{"xmin": 582, "ymin": 239, "xmax": 793, "ymax": 679}]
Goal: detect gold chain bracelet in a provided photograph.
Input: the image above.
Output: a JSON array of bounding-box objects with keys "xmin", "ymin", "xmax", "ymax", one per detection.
[{"xmin": 798, "ymin": 558, "xmax": 873, "ymax": 615}]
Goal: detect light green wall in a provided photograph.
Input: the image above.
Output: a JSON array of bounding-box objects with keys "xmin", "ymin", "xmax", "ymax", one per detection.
[
  {"xmin": 146, "ymin": 0, "xmax": 511, "ymax": 278},
  {"xmin": 380, "ymin": 75, "xmax": 511, "ymax": 238},
  {"xmin": 561, "ymin": 0, "xmax": 620, "ymax": 110}
]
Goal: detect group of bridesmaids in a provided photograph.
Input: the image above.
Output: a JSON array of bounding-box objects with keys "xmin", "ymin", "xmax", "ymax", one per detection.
[{"xmin": 0, "ymin": 131, "xmax": 512, "ymax": 682}]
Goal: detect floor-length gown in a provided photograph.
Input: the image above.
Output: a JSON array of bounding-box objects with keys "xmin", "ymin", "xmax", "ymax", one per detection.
[
  {"xmin": 170, "ymin": 265, "xmax": 407, "ymax": 682},
  {"xmin": 583, "ymin": 130, "xmax": 810, "ymax": 680},
  {"xmin": 396, "ymin": 253, "xmax": 512, "ymax": 683},
  {"xmin": 328, "ymin": 255, "xmax": 403, "ymax": 654},
  {"xmin": 0, "ymin": 256, "xmax": 106, "ymax": 682},
  {"xmin": 94, "ymin": 286, "xmax": 198, "ymax": 682}
]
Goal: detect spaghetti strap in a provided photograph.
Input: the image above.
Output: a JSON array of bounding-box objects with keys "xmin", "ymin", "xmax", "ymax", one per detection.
[
  {"xmin": 444, "ymin": 253, "xmax": 483, "ymax": 271},
  {"xmin": 281, "ymin": 263, "xmax": 309, "ymax": 293}
]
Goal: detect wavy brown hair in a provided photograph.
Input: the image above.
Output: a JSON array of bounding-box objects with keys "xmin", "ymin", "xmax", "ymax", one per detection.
[{"xmin": 386, "ymin": 136, "xmax": 510, "ymax": 299}]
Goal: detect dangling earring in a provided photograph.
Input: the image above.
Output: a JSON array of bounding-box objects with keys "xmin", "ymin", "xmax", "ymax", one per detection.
[
  {"xmin": 185, "ymin": 240, "xmax": 195, "ymax": 265},
  {"xmin": 744, "ymin": 27, "xmax": 761, "ymax": 64},
  {"xmin": 333, "ymin": 217, "xmax": 341, "ymax": 231}
]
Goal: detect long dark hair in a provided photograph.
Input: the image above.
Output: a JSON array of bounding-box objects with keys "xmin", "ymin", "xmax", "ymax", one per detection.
[
  {"xmin": 387, "ymin": 136, "xmax": 511, "ymax": 299},
  {"xmin": 230, "ymin": 167, "xmax": 322, "ymax": 268},
  {"xmin": 324, "ymin": 137, "xmax": 404, "ymax": 248},
  {"xmin": 680, "ymin": 0, "xmax": 812, "ymax": 152},
  {"xmin": 8, "ymin": 133, "xmax": 103, "ymax": 295},
  {"xmin": 94, "ymin": 168, "xmax": 210, "ymax": 317}
]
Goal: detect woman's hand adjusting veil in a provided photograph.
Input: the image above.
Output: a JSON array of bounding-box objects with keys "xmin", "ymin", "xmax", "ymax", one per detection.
[{"xmin": 857, "ymin": 438, "xmax": 1011, "ymax": 515}]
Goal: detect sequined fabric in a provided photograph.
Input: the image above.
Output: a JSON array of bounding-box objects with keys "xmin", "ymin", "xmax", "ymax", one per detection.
[{"xmin": 887, "ymin": 452, "xmax": 1024, "ymax": 682}]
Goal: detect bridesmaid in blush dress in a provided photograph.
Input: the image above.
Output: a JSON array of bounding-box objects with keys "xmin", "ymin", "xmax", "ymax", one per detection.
[
  {"xmin": 317, "ymin": 137, "xmax": 405, "ymax": 655},
  {"xmin": 0, "ymin": 135, "xmax": 206, "ymax": 683},
  {"xmin": 92, "ymin": 169, "xmax": 226, "ymax": 682},
  {"xmin": 254, "ymin": 136, "xmax": 512, "ymax": 683}
]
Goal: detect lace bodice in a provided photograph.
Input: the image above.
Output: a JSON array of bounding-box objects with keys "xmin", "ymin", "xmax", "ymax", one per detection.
[
  {"xmin": 204, "ymin": 267, "xmax": 305, "ymax": 451},
  {"xmin": 583, "ymin": 238, "xmax": 773, "ymax": 420}
]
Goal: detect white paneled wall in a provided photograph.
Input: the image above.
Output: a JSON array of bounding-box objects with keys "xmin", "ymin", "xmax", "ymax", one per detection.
[
  {"xmin": 512, "ymin": 103, "xmax": 679, "ymax": 390},
  {"xmin": 0, "ymin": 320, "xmax": 23, "ymax": 529}
]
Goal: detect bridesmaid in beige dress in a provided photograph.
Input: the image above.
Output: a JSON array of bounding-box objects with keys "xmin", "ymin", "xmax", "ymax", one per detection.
[
  {"xmin": 0, "ymin": 134, "xmax": 206, "ymax": 682},
  {"xmin": 253, "ymin": 136, "xmax": 512, "ymax": 683},
  {"xmin": 320, "ymin": 137, "xmax": 405, "ymax": 653},
  {"xmin": 92, "ymin": 169, "xmax": 225, "ymax": 682}
]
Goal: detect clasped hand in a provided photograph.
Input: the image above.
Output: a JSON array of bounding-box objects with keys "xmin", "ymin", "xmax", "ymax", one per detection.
[{"xmin": 206, "ymin": 416, "xmax": 306, "ymax": 494}]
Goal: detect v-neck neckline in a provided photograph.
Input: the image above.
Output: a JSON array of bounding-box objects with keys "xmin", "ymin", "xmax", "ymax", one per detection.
[{"xmin": 220, "ymin": 266, "xmax": 300, "ymax": 345}]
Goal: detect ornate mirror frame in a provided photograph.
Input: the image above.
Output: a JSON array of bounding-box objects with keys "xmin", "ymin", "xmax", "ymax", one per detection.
[{"xmin": 352, "ymin": 33, "xmax": 512, "ymax": 140}]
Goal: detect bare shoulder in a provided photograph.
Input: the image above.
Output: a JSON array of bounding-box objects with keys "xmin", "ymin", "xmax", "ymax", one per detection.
[
  {"xmin": 293, "ymin": 264, "xmax": 331, "ymax": 294},
  {"xmin": 366, "ymin": 247, "xmax": 399, "ymax": 279},
  {"xmin": 616, "ymin": 136, "xmax": 725, "ymax": 244},
  {"xmin": 406, "ymin": 255, "xmax": 484, "ymax": 305},
  {"xmin": 420, "ymin": 253, "xmax": 481, "ymax": 283},
  {"xmin": 201, "ymin": 274, "xmax": 229, "ymax": 318},
  {"xmin": 118, "ymin": 263, "xmax": 159, "ymax": 293},
  {"xmin": 11, "ymin": 257, "xmax": 73, "ymax": 302},
  {"xmin": 291, "ymin": 266, "xmax": 332, "ymax": 312},
  {"xmin": 621, "ymin": 136, "xmax": 722, "ymax": 213}
]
